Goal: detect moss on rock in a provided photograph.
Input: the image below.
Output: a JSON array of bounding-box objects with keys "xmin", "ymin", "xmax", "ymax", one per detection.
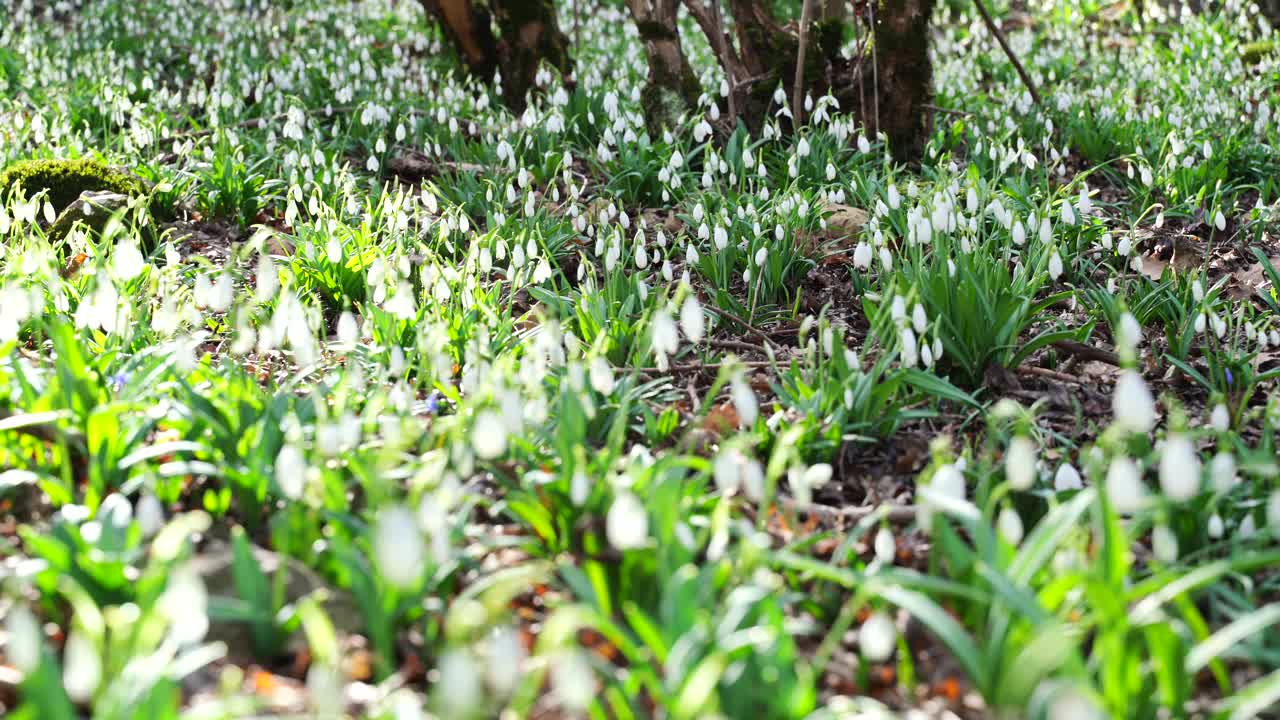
[{"xmin": 0, "ymin": 157, "xmax": 148, "ymax": 212}]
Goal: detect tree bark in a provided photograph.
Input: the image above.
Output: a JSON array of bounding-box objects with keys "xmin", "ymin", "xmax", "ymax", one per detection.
[
  {"xmin": 682, "ymin": 0, "xmax": 935, "ymax": 164},
  {"xmin": 421, "ymin": 0, "xmax": 572, "ymax": 113},
  {"xmin": 625, "ymin": 0, "xmax": 703, "ymax": 133}
]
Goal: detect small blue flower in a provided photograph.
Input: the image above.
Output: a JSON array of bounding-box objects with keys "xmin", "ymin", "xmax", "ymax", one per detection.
[
  {"xmin": 108, "ymin": 372, "xmax": 129, "ymax": 392},
  {"xmin": 423, "ymin": 391, "xmax": 440, "ymax": 415},
  {"xmin": 1224, "ymin": 369, "xmax": 1233, "ymax": 387}
]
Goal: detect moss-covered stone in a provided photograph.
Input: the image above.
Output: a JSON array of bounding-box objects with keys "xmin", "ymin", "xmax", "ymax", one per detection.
[{"xmin": 0, "ymin": 157, "xmax": 147, "ymax": 212}]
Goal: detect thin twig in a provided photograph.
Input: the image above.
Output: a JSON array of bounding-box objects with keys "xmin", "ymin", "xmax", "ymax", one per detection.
[
  {"xmin": 1014, "ymin": 365, "xmax": 1085, "ymax": 385},
  {"xmin": 973, "ymin": 0, "xmax": 1043, "ymax": 107},
  {"xmin": 792, "ymin": 0, "xmax": 813, "ymax": 127},
  {"xmin": 636, "ymin": 359, "xmax": 775, "ymax": 375},
  {"xmin": 708, "ymin": 0, "xmax": 737, "ymax": 124},
  {"xmin": 703, "ymin": 305, "xmax": 780, "ymax": 350}
]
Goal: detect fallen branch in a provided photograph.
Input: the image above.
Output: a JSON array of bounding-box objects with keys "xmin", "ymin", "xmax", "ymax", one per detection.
[{"xmin": 1051, "ymin": 339, "xmax": 1120, "ymax": 367}]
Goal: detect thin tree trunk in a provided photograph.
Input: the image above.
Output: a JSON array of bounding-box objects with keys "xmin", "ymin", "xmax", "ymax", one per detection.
[
  {"xmin": 626, "ymin": 0, "xmax": 702, "ymax": 132},
  {"xmin": 421, "ymin": 0, "xmax": 571, "ymax": 114}
]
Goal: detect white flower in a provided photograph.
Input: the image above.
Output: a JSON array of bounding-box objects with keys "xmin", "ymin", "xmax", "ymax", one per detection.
[
  {"xmin": 997, "ymin": 507, "xmax": 1025, "ymax": 545},
  {"xmin": 275, "ymin": 444, "xmax": 306, "ymax": 499},
  {"xmin": 1151, "ymin": 524, "xmax": 1178, "ymax": 563},
  {"xmin": 306, "ymin": 663, "xmax": 343, "ymax": 716},
  {"xmin": 1159, "ymin": 434, "xmax": 1200, "ymax": 501},
  {"xmin": 874, "ymin": 527, "xmax": 896, "ymax": 564},
  {"xmin": 859, "ymin": 612, "xmax": 897, "ymax": 662},
  {"xmin": 730, "ymin": 375, "xmax": 758, "ymax": 427},
  {"xmin": 1112, "ymin": 371, "xmax": 1156, "ymax": 433},
  {"xmin": 853, "ymin": 241, "xmax": 872, "ymax": 269},
  {"xmin": 1054, "ymin": 463, "xmax": 1083, "ymax": 492},
  {"xmin": 484, "ymin": 627, "xmax": 526, "ymax": 696},
  {"xmin": 551, "ymin": 651, "xmax": 595, "ymax": 711},
  {"xmin": 136, "ymin": 489, "xmax": 165, "ymax": 535},
  {"xmin": 589, "ymin": 356, "xmax": 615, "ymax": 395},
  {"xmin": 1209, "ymin": 452, "xmax": 1237, "ymax": 493},
  {"xmin": 472, "ymin": 410, "xmax": 508, "ymax": 459},
  {"xmin": 1209, "ymin": 404, "xmax": 1230, "ymax": 432},
  {"xmin": 1005, "ymin": 436, "xmax": 1037, "ymax": 491},
  {"xmin": 1048, "ymin": 251, "xmax": 1064, "ymax": 280},
  {"xmin": 679, "ymin": 295, "xmax": 705, "ymax": 343},
  {"xmin": 1268, "ymin": 491, "xmax": 1280, "ymax": 538},
  {"xmin": 1207, "ymin": 514, "xmax": 1224, "ymax": 539},
  {"xmin": 606, "ymin": 492, "xmax": 648, "ymax": 550},
  {"xmin": 62, "ymin": 629, "xmax": 101, "ymax": 702},
  {"xmin": 374, "ymin": 506, "xmax": 425, "ymax": 588},
  {"xmin": 112, "ymin": 241, "xmax": 146, "ymax": 280},
  {"xmin": 1105, "ymin": 457, "xmax": 1146, "ymax": 513},
  {"xmin": 5, "ymin": 604, "xmax": 41, "ymax": 673},
  {"xmin": 159, "ymin": 565, "xmax": 209, "ymax": 645},
  {"xmin": 436, "ymin": 650, "xmax": 482, "ymax": 716}
]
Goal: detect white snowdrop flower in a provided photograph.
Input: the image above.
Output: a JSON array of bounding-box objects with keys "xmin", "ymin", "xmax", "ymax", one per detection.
[
  {"xmin": 589, "ymin": 356, "xmax": 615, "ymax": 395},
  {"xmin": 853, "ymin": 241, "xmax": 872, "ymax": 269},
  {"xmin": 63, "ymin": 629, "xmax": 101, "ymax": 702},
  {"xmin": 754, "ymin": 246, "xmax": 768, "ymax": 267},
  {"xmin": 1039, "ymin": 217, "xmax": 1052, "ymax": 244},
  {"xmin": 899, "ymin": 327, "xmax": 919, "ymax": 368},
  {"xmin": 485, "ymin": 627, "xmax": 526, "ymax": 696},
  {"xmin": 1060, "ymin": 201, "xmax": 1076, "ymax": 226},
  {"xmin": 436, "ymin": 650, "xmax": 482, "ymax": 716},
  {"xmin": 796, "ymin": 137, "xmax": 810, "ymax": 158},
  {"xmin": 472, "ymin": 410, "xmax": 508, "ymax": 460},
  {"xmin": 714, "ymin": 451, "xmax": 743, "ymax": 494},
  {"xmin": 874, "ymin": 527, "xmax": 896, "ymax": 564},
  {"xmin": 1203, "ymin": 140, "xmax": 1213, "ymax": 160},
  {"xmin": 1117, "ymin": 313, "xmax": 1143, "ymax": 355},
  {"xmin": 1077, "ymin": 186, "xmax": 1092, "ymax": 216},
  {"xmin": 1194, "ymin": 313, "xmax": 1207, "ymax": 335},
  {"xmin": 306, "ymin": 663, "xmax": 343, "ymax": 717},
  {"xmin": 136, "ymin": 493, "xmax": 164, "ymax": 537},
  {"xmin": 997, "ymin": 507, "xmax": 1024, "ymax": 546},
  {"xmin": 1214, "ymin": 210, "xmax": 1226, "ymax": 231},
  {"xmin": 1209, "ymin": 452, "xmax": 1237, "ymax": 493},
  {"xmin": 651, "ymin": 309, "xmax": 679, "ymax": 358},
  {"xmin": 1044, "ymin": 683, "xmax": 1105, "ymax": 720},
  {"xmin": 552, "ymin": 651, "xmax": 595, "ymax": 712},
  {"xmin": 275, "ymin": 444, "xmax": 306, "ymax": 499},
  {"xmin": 1054, "ymin": 463, "xmax": 1083, "ymax": 492},
  {"xmin": 858, "ymin": 135, "xmax": 871, "ymax": 153},
  {"xmin": 911, "ymin": 304, "xmax": 928, "ymax": 334},
  {"xmin": 1192, "ymin": 279, "xmax": 1205, "ymax": 302},
  {"xmin": 825, "ymin": 162, "xmax": 836, "ymax": 181},
  {"xmin": 859, "ymin": 612, "xmax": 897, "ymax": 662},
  {"xmin": 1151, "ymin": 524, "xmax": 1178, "ymax": 564},
  {"xmin": 1106, "ymin": 457, "xmax": 1146, "ymax": 513},
  {"xmin": 1012, "ymin": 220, "xmax": 1026, "ymax": 246},
  {"xmin": 1240, "ymin": 514, "xmax": 1257, "ymax": 538},
  {"xmin": 1211, "ymin": 314, "xmax": 1227, "ymax": 339},
  {"xmin": 1268, "ymin": 491, "xmax": 1280, "ymax": 538},
  {"xmin": 374, "ymin": 505, "xmax": 425, "ymax": 588},
  {"xmin": 1209, "ymin": 404, "xmax": 1230, "ymax": 432},
  {"xmin": 669, "ymin": 149, "xmax": 684, "ymax": 169},
  {"xmin": 5, "ymin": 604, "xmax": 41, "ymax": 673},
  {"xmin": 679, "ymin": 295, "xmax": 704, "ymax": 343},
  {"xmin": 159, "ymin": 565, "xmax": 209, "ymax": 645},
  {"xmin": 1207, "ymin": 513, "xmax": 1225, "ymax": 539},
  {"xmin": 366, "ymin": 155, "xmax": 380, "ymax": 172},
  {"xmin": 1048, "ymin": 251, "xmax": 1064, "ymax": 280},
  {"xmin": 112, "ymin": 241, "xmax": 145, "ymax": 280},
  {"xmin": 607, "ymin": 491, "xmax": 648, "ymax": 550},
  {"xmin": 879, "ymin": 246, "xmax": 893, "ymax": 270},
  {"xmin": 694, "ymin": 119, "xmax": 712, "ymax": 143},
  {"xmin": 569, "ymin": 468, "xmax": 592, "ymax": 507},
  {"xmin": 887, "ymin": 184, "xmax": 901, "ymax": 209},
  {"xmin": 730, "ymin": 375, "xmax": 758, "ymax": 427},
  {"xmin": 803, "ymin": 463, "xmax": 833, "ymax": 490},
  {"xmin": 1005, "ymin": 436, "xmax": 1037, "ymax": 491},
  {"xmin": 336, "ymin": 311, "xmax": 358, "ymax": 349},
  {"xmin": 1117, "ymin": 236, "xmax": 1132, "ymax": 257},
  {"xmin": 931, "ymin": 463, "xmax": 966, "ymax": 503},
  {"xmin": 1113, "ymin": 370, "xmax": 1156, "ymax": 433},
  {"xmin": 1159, "ymin": 434, "xmax": 1200, "ymax": 501}
]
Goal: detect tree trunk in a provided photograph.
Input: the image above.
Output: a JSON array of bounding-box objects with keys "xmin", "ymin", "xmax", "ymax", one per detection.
[
  {"xmin": 870, "ymin": 0, "xmax": 936, "ymax": 164},
  {"xmin": 625, "ymin": 0, "xmax": 702, "ymax": 133},
  {"xmin": 491, "ymin": 0, "xmax": 574, "ymax": 112},
  {"xmin": 684, "ymin": 0, "xmax": 934, "ymax": 164},
  {"xmin": 421, "ymin": 0, "xmax": 572, "ymax": 113}
]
